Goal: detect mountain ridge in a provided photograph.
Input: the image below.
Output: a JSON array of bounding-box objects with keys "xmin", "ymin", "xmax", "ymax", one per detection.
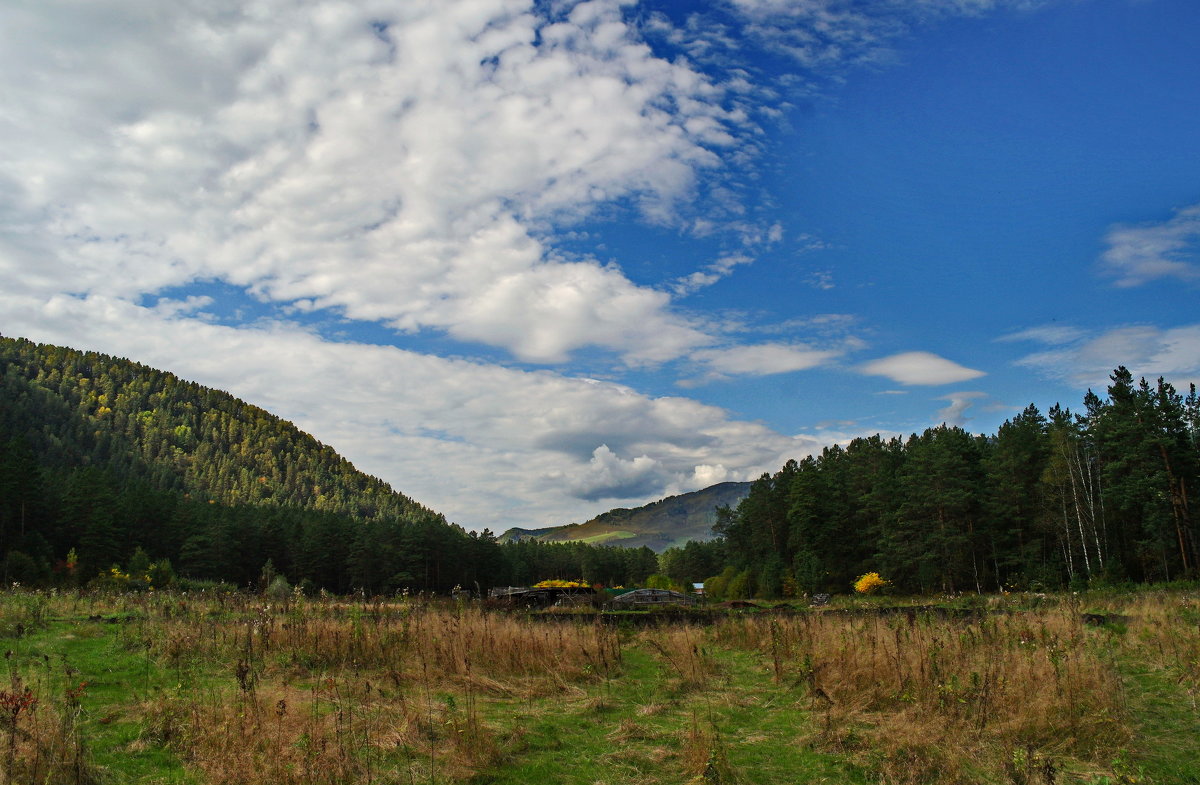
[{"xmin": 499, "ymin": 480, "xmax": 751, "ymax": 552}]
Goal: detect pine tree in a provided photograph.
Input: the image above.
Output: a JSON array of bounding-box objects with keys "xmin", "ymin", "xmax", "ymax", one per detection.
[{"xmin": 984, "ymin": 405, "xmax": 1050, "ymax": 587}]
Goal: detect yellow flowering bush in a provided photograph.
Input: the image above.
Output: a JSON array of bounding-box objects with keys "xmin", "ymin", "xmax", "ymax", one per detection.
[
  {"xmin": 532, "ymin": 579, "xmax": 589, "ymax": 588},
  {"xmin": 95, "ymin": 554, "xmax": 174, "ymax": 591},
  {"xmin": 853, "ymin": 572, "xmax": 888, "ymax": 594},
  {"xmin": 95, "ymin": 565, "xmax": 134, "ymax": 591}
]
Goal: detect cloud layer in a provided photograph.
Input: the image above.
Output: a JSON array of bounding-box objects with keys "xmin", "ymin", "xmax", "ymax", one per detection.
[
  {"xmin": 1012, "ymin": 323, "xmax": 1200, "ymax": 390},
  {"xmin": 0, "ymin": 0, "xmax": 896, "ymax": 529},
  {"xmin": 6, "ymin": 0, "xmax": 1163, "ymax": 531},
  {"xmin": 1, "ymin": 292, "xmax": 838, "ymax": 529},
  {"xmin": 715, "ymin": 0, "xmax": 1057, "ymax": 75},
  {"xmin": 0, "ymin": 0, "xmax": 751, "ymax": 365}
]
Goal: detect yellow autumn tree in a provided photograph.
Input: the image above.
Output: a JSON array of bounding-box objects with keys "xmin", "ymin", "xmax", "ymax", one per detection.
[{"xmin": 853, "ymin": 572, "xmax": 888, "ymax": 594}]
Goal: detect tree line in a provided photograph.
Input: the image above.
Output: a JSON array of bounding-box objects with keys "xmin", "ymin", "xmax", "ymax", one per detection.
[
  {"xmin": 3, "ymin": 335, "xmax": 1197, "ymax": 597},
  {"xmin": 703, "ymin": 368, "xmax": 1198, "ymax": 596},
  {"xmin": 0, "ymin": 335, "xmax": 657, "ymax": 592}
]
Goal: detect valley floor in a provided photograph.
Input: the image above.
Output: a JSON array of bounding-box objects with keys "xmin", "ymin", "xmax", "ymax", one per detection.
[{"xmin": 1, "ymin": 589, "xmax": 1198, "ymax": 784}]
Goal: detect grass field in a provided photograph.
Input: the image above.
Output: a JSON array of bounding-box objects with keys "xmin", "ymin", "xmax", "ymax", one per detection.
[{"xmin": 1, "ymin": 588, "xmax": 1198, "ymax": 784}]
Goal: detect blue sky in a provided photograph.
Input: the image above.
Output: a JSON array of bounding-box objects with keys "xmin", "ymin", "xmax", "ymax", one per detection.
[{"xmin": 2, "ymin": 0, "xmax": 1198, "ymax": 531}]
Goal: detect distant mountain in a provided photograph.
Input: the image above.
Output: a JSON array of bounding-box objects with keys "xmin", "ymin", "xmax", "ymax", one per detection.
[{"xmin": 500, "ymin": 481, "xmax": 752, "ymax": 552}]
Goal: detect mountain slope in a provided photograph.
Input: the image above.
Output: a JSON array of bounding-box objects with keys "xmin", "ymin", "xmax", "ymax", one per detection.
[
  {"xmin": 0, "ymin": 334, "xmax": 672, "ymax": 593},
  {"xmin": 0, "ymin": 334, "xmax": 435, "ymax": 522},
  {"xmin": 500, "ymin": 481, "xmax": 751, "ymax": 552}
]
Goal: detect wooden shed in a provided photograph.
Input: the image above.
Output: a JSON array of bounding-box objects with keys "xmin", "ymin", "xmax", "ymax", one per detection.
[
  {"xmin": 610, "ymin": 588, "xmax": 698, "ymax": 607},
  {"xmin": 489, "ymin": 585, "xmax": 596, "ymax": 608}
]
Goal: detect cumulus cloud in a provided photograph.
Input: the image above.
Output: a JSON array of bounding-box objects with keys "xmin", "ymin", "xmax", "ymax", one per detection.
[
  {"xmin": 1011, "ymin": 323, "xmax": 1200, "ymax": 389},
  {"xmin": 2, "ymin": 294, "xmax": 837, "ymax": 529},
  {"xmin": 860, "ymin": 351, "xmax": 985, "ymax": 385},
  {"xmin": 564, "ymin": 445, "xmax": 667, "ymax": 502},
  {"xmin": 1099, "ymin": 204, "xmax": 1200, "ymax": 288},
  {"xmin": 691, "ymin": 463, "xmax": 732, "ymax": 487},
  {"xmin": 0, "ymin": 0, "xmax": 749, "ymax": 366}
]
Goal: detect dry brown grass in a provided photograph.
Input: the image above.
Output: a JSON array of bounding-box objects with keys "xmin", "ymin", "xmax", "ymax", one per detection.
[
  {"xmin": 8, "ymin": 589, "xmax": 1190, "ymax": 785},
  {"xmin": 146, "ymin": 596, "xmax": 1139, "ymax": 785},
  {"xmin": 679, "ymin": 713, "xmax": 736, "ymax": 785},
  {"xmin": 141, "ymin": 677, "xmax": 518, "ymax": 785},
  {"xmin": 150, "ymin": 601, "xmax": 621, "ymax": 691},
  {"xmin": 0, "ymin": 673, "xmax": 97, "ymax": 785},
  {"xmin": 127, "ymin": 600, "xmax": 624, "ymax": 784},
  {"xmin": 713, "ymin": 606, "xmax": 1131, "ymax": 784},
  {"xmin": 640, "ymin": 624, "xmax": 718, "ymax": 692}
]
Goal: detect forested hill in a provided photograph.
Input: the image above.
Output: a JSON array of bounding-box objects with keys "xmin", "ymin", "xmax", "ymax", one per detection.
[
  {"xmin": 708, "ymin": 369, "xmax": 1199, "ymax": 598},
  {"xmin": 7, "ymin": 333, "xmax": 1196, "ymax": 599},
  {"xmin": 0, "ymin": 334, "xmax": 428, "ymax": 520},
  {"xmin": 0, "ymin": 334, "xmax": 663, "ymax": 593}
]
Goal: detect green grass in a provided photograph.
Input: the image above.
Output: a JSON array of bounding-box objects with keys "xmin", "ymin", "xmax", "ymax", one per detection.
[
  {"xmin": 4, "ymin": 615, "xmax": 198, "ymax": 784},
  {"xmin": 474, "ymin": 644, "xmax": 866, "ymax": 785},
  {"xmin": 575, "ymin": 530, "xmax": 638, "ymax": 545},
  {"xmin": 1119, "ymin": 665, "xmax": 1200, "ymax": 784},
  {"xmin": 4, "ymin": 589, "xmax": 1199, "ymax": 785}
]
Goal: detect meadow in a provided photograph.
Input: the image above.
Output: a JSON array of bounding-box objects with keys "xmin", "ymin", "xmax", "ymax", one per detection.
[{"xmin": 1, "ymin": 588, "xmax": 1198, "ymax": 784}]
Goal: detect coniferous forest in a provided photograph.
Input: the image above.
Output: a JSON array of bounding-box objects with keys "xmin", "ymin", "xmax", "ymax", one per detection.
[
  {"xmin": 2, "ymin": 333, "xmax": 1197, "ymax": 596},
  {"xmin": 707, "ymin": 370, "xmax": 1200, "ymax": 596},
  {"xmin": 0, "ymin": 335, "xmax": 657, "ymax": 592}
]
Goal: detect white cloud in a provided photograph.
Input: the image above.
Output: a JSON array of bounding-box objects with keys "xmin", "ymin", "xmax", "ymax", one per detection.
[
  {"xmin": 2, "ymin": 293, "xmax": 839, "ymax": 529},
  {"xmin": 860, "ymin": 351, "xmax": 985, "ymax": 385},
  {"xmin": 669, "ymin": 222, "xmax": 791, "ymax": 298},
  {"xmin": 1013, "ymin": 323, "xmax": 1200, "ymax": 390},
  {"xmin": 447, "ymin": 259, "xmax": 711, "ymax": 364},
  {"xmin": 691, "ymin": 463, "xmax": 732, "ymax": 487},
  {"xmin": 671, "ymin": 252, "xmax": 756, "ymax": 296},
  {"xmin": 563, "ymin": 445, "xmax": 666, "ymax": 502},
  {"xmin": 0, "ymin": 0, "xmax": 749, "ymax": 366},
  {"xmin": 997, "ymin": 324, "xmax": 1086, "ymax": 345},
  {"xmin": 722, "ymin": 0, "xmax": 1054, "ymax": 71},
  {"xmin": 1099, "ymin": 203, "xmax": 1200, "ymax": 288},
  {"xmin": 724, "ymin": 0, "xmax": 905, "ymax": 70},
  {"xmin": 807, "ymin": 270, "xmax": 835, "ymax": 290},
  {"xmin": 691, "ymin": 342, "xmax": 841, "ymax": 378},
  {"xmin": 935, "ymin": 391, "xmax": 986, "ymax": 427},
  {"xmin": 753, "ymin": 313, "xmax": 860, "ymax": 336}
]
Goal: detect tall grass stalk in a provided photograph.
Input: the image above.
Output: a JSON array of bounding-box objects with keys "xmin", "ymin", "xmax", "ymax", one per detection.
[{"xmin": 714, "ymin": 607, "xmax": 1130, "ymax": 783}]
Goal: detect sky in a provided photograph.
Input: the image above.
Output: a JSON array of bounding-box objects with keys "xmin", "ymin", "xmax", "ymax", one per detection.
[{"xmin": 2, "ymin": 0, "xmax": 1198, "ymax": 532}]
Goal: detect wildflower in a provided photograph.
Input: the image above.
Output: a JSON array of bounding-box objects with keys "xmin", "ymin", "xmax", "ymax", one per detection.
[{"xmin": 0, "ymin": 687, "xmax": 37, "ymax": 718}]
